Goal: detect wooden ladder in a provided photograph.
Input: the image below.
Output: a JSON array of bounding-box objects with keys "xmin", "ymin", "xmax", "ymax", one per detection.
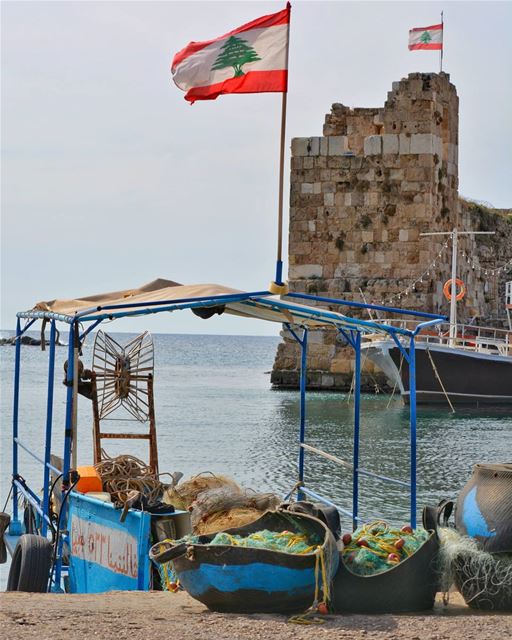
[{"xmin": 91, "ymin": 372, "xmax": 159, "ymax": 474}]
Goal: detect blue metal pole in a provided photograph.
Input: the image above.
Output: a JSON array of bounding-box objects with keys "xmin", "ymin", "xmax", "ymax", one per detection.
[
  {"xmin": 54, "ymin": 322, "xmax": 75, "ymax": 589},
  {"xmin": 41, "ymin": 320, "xmax": 56, "ymax": 537},
  {"xmin": 409, "ymin": 336, "xmax": 417, "ymax": 529},
  {"xmin": 352, "ymin": 331, "xmax": 362, "ymax": 531},
  {"xmin": 275, "ymin": 260, "xmax": 284, "ymax": 286},
  {"xmin": 297, "ymin": 329, "xmax": 308, "ymax": 500},
  {"xmin": 10, "ymin": 318, "xmax": 23, "ymax": 535}
]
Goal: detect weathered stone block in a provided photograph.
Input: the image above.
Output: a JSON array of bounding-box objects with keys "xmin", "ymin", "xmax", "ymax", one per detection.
[
  {"xmin": 363, "ymin": 135, "xmax": 382, "ymax": 156},
  {"xmin": 410, "ymin": 133, "xmax": 436, "ymax": 155},
  {"xmin": 382, "ymin": 134, "xmax": 399, "ymax": 154},
  {"xmin": 291, "ymin": 137, "xmax": 320, "ymax": 156},
  {"xmin": 399, "ymin": 134, "xmax": 411, "ymax": 154},
  {"xmin": 289, "ymin": 264, "xmax": 323, "ymax": 279},
  {"xmin": 324, "ymin": 192, "xmax": 334, "ymax": 206},
  {"xmin": 330, "ymin": 358, "xmax": 352, "ymax": 374},
  {"xmin": 328, "ymin": 136, "xmax": 350, "ymax": 155},
  {"xmin": 301, "ymin": 183, "xmax": 314, "ymax": 194}
]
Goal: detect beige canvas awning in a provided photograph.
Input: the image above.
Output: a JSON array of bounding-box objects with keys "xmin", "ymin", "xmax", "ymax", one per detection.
[{"xmin": 27, "ymin": 277, "xmax": 367, "ymax": 331}]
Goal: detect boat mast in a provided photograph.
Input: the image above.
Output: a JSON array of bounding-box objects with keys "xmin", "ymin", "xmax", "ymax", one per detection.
[
  {"xmin": 420, "ymin": 228, "xmax": 495, "ymax": 347},
  {"xmin": 449, "ymin": 228, "xmax": 458, "ymax": 345}
]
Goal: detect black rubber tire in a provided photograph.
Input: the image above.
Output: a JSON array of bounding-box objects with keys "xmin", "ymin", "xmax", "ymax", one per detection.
[
  {"xmin": 6, "ymin": 534, "xmax": 52, "ymax": 592},
  {"xmin": 23, "ymin": 503, "xmax": 37, "ymax": 534}
]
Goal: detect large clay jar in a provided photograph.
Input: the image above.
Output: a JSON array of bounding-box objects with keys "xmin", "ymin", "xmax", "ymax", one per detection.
[{"xmin": 455, "ymin": 463, "xmax": 512, "ymax": 553}]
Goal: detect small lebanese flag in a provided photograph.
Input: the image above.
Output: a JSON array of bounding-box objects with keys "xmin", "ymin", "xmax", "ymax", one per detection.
[
  {"xmin": 408, "ymin": 23, "xmax": 443, "ymax": 51},
  {"xmin": 172, "ymin": 4, "xmax": 290, "ymax": 103}
]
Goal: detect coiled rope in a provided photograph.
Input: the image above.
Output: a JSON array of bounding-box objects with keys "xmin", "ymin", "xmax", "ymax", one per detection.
[{"xmin": 94, "ymin": 453, "xmax": 165, "ymax": 507}]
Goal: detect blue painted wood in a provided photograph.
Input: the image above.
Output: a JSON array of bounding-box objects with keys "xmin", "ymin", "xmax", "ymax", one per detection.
[{"xmin": 67, "ymin": 493, "xmax": 152, "ymax": 593}]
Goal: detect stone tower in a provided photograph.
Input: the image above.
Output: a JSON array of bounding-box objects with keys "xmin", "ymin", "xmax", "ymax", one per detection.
[{"xmin": 272, "ymin": 72, "xmax": 511, "ymax": 390}]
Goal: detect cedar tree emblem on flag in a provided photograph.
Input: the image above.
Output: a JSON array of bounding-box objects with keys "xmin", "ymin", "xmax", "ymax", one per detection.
[
  {"xmin": 211, "ymin": 36, "xmax": 261, "ymax": 78},
  {"xmin": 408, "ymin": 23, "xmax": 443, "ymax": 50},
  {"xmin": 172, "ymin": 4, "xmax": 290, "ymax": 103}
]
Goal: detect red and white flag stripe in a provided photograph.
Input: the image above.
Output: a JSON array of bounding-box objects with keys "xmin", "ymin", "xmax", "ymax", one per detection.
[
  {"xmin": 172, "ymin": 4, "xmax": 290, "ymax": 103},
  {"xmin": 408, "ymin": 23, "xmax": 443, "ymax": 51}
]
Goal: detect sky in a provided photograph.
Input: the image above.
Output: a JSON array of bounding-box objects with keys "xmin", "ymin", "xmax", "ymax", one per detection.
[{"xmin": 1, "ymin": 0, "xmax": 511, "ymax": 336}]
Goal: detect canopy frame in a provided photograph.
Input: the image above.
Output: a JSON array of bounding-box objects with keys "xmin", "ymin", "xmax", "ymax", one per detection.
[{"xmin": 8, "ymin": 285, "xmax": 446, "ymax": 590}]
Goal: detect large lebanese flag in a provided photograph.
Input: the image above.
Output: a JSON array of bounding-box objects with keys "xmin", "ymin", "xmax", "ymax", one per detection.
[
  {"xmin": 172, "ymin": 4, "xmax": 290, "ymax": 103},
  {"xmin": 408, "ymin": 23, "xmax": 443, "ymax": 50}
]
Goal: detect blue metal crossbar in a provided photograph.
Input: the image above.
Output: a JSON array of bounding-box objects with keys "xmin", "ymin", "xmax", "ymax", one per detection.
[
  {"xmin": 75, "ymin": 290, "xmax": 272, "ymax": 318},
  {"xmin": 287, "ymin": 292, "xmax": 447, "ymax": 321},
  {"xmin": 358, "ymin": 468, "xmax": 410, "ymax": 488},
  {"xmin": 300, "ymin": 487, "xmax": 354, "ymax": 520},
  {"xmin": 13, "ymin": 438, "xmax": 61, "ymax": 475},
  {"xmin": 12, "ymin": 479, "xmax": 53, "ymax": 530}
]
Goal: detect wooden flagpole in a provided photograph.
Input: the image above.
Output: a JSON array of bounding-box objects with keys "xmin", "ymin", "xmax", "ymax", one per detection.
[{"xmin": 271, "ymin": 3, "xmax": 291, "ymax": 294}]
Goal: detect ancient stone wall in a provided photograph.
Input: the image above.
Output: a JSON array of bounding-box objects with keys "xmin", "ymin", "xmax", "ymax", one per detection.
[{"xmin": 271, "ymin": 73, "xmax": 512, "ymax": 391}]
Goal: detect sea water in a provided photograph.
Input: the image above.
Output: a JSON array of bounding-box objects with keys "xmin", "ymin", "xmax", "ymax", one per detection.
[{"xmin": 1, "ymin": 332, "xmax": 511, "ymax": 586}]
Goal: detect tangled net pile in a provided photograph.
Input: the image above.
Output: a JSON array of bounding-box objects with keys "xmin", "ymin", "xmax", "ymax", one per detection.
[
  {"xmin": 342, "ymin": 521, "xmax": 429, "ymax": 576},
  {"xmin": 209, "ymin": 529, "xmax": 322, "ymax": 554},
  {"xmin": 95, "ymin": 454, "xmax": 164, "ymax": 507},
  {"xmin": 164, "ymin": 472, "xmax": 239, "ymax": 510},
  {"xmin": 164, "ymin": 472, "xmax": 280, "ymax": 534},
  {"xmin": 438, "ymin": 527, "xmax": 512, "ymax": 609}
]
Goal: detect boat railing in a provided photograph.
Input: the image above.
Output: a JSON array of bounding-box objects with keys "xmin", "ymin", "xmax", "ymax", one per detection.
[
  {"xmin": 506, "ymin": 281, "xmax": 512, "ymax": 308},
  {"xmin": 364, "ymin": 319, "xmax": 512, "ymax": 357}
]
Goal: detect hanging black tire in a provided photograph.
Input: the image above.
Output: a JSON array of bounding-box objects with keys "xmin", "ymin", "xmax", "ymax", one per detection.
[{"xmin": 6, "ymin": 534, "xmax": 52, "ymax": 592}]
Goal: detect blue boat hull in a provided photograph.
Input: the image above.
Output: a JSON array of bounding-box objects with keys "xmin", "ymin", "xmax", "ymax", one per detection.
[{"xmin": 168, "ymin": 511, "xmax": 339, "ymax": 613}]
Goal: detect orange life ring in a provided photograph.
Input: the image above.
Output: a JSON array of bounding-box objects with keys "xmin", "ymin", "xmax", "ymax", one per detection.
[{"xmin": 443, "ymin": 278, "xmax": 466, "ymax": 302}]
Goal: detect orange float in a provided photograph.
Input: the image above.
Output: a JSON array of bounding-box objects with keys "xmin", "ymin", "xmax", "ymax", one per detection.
[
  {"xmin": 75, "ymin": 466, "xmax": 103, "ymax": 493},
  {"xmin": 443, "ymin": 278, "xmax": 466, "ymax": 302}
]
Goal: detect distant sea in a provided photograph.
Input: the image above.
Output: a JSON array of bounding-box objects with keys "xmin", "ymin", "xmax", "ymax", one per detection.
[{"xmin": 1, "ymin": 331, "xmax": 511, "ymax": 585}]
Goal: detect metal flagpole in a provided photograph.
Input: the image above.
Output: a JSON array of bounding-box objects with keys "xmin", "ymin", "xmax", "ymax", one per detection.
[
  {"xmin": 271, "ymin": 3, "xmax": 291, "ymax": 293},
  {"xmin": 440, "ymin": 11, "xmax": 444, "ymax": 72},
  {"xmin": 275, "ymin": 91, "xmax": 288, "ymax": 287}
]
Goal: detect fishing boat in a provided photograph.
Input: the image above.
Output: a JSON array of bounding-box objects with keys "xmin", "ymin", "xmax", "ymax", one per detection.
[
  {"xmin": 362, "ymin": 318, "xmax": 512, "ymax": 405},
  {"xmin": 1, "ymin": 278, "xmax": 442, "ymax": 594},
  {"xmin": 361, "ymin": 229, "xmax": 512, "ymax": 406}
]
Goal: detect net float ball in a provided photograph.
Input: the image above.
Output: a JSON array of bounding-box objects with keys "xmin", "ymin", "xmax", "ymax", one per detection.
[
  {"xmin": 356, "ymin": 538, "xmax": 369, "ymax": 548},
  {"xmin": 401, "ymin": 525, "xmax": 413, "ymax": 534},
  {"xmin": 387, "ymin": 553, "xmax": 400, "ymax": 563},
  {"xmin": 342, "ymin": 533, "xmax": 352, "ymax": 546},
  {"xmin": 317, "ymin": 602, "xmax": 329, "ymax": 615},
  {"xmin": 394, "ymin": 538, "xmax": 405, "ymax": 550}
]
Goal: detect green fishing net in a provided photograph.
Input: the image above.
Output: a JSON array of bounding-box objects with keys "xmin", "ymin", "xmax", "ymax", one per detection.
[
  {"xmin": 342, "ymin": 521, "xmax": 429, "ymax": 576},
  {"xmin": 209, "ymin": 529, "xmax": 322, "ymax": 554}
]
